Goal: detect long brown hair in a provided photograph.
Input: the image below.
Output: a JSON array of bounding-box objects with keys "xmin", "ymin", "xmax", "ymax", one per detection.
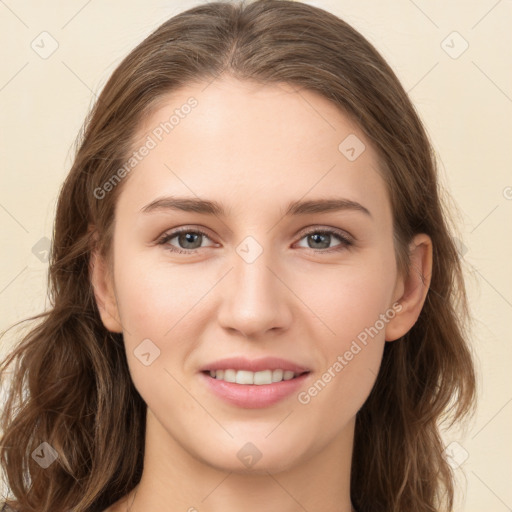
[{"xmin": 0, "ymin": 1, "xmax": 476, "ymax": 510}]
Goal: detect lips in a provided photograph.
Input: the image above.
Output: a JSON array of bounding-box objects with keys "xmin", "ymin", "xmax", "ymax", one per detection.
[
  {"xmin": 199, "ymin": 356, "xmax": 310, "ymax": 374},
  {"xmin": 200, "ymin": 371, "xmax": 311, "ymax": 408},
  {"xmin": 198, "ymin": 356, "xmax": 312, "ymax": 408}
]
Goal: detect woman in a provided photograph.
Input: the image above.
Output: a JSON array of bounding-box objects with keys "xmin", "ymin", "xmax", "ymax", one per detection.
[{"xmin": 0, "ymin": 1, "xmax": 476, "ymax": 511}]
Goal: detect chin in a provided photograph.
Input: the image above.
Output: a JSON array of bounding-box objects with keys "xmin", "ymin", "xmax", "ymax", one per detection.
[
  {"xmin": 210, "ymin": 455, "xmax": 300, "ymax": 475},
  {"xmin": 198, "ymin": 438, "xmax": 306, "ymax": 475}
]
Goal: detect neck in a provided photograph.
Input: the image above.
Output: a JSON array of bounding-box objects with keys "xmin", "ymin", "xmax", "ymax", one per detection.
[{"xmin": 127, "ymin": 408, "xmax": 356, "ymax": 512}]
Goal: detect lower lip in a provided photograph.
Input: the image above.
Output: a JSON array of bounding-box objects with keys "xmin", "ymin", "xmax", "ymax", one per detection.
[{"xmin": 200, "ymin": 371, "xmax": 310, "ymax": 409}]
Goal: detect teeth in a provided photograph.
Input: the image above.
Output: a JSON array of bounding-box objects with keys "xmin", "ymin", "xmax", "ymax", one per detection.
[{"xmin": 208, "ymin": 369, "xmax": 299, "ymax": 384}]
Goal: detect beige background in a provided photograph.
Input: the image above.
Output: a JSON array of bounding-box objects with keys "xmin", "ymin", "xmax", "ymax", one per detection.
[{"xmin": 1, "ymin": 1, "xmax": 511, "ymax": 510}]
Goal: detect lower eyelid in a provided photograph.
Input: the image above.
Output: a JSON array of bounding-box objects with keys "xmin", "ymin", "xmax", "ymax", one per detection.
[
  {"xmin": 159, "ymin": 228, "xmax": 353, "ymax": 252},
  {"xmin": 296, "ymin": 230, "xmax": 352, "ymax": 249}
]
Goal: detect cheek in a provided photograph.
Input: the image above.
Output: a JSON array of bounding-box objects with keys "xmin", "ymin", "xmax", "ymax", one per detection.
[
  {"xmin": 311, "ymin": 255, "xmax": 396, "ymax": 344},
  {"xmin": 114, "ymin": 256, "xmax": 205, "ymax": 338},
  {"xmin": 113, "ymin": 257, "xmax": 201, "ymax": 404},
  {"xmin": 297, "ymin": 254, "xmax": 395, "ymax": 407},
  {"xmin": 114, "ymin": 239, "xmax": 397, "ymax": 345}
]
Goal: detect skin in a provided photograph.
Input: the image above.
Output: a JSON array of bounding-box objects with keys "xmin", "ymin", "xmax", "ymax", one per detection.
[{"xmin": 91, "ymin": 76, "xmax": 432, "ymax": 512}]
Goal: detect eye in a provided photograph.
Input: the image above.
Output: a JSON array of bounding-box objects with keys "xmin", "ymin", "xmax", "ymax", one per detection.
[
  {"xmin": 157, "ymin": 227, "xmax": 216, "ymax": 254},
  {"xmin": 157, "ymin": 226, "xmax": 354, "ymax": 255},
  {"xmin": 295, "ymin": 228, "xmax": 353, "ymax": 252}
]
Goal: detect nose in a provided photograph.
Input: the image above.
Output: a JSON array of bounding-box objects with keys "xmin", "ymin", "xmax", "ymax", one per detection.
[{"xmin": 216, "ymin": 246, "xmax": 293, "ymax": 339}]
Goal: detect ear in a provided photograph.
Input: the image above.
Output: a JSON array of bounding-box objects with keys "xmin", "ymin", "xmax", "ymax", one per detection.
[
  {"xmin": 89, "ymin": 248, "xmax": 123, "ymax": 333},
  {"xmin": 385, "ymin": 233, "xmax": 433, "ymax": 342}
]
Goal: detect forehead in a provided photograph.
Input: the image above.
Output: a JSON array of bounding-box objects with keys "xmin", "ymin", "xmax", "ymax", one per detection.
[{"xmin": 118, "ymin": 77, "xmax": 390, "ymax": 222}]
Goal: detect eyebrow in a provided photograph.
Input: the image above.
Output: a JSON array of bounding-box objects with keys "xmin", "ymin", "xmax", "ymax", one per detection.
[{"xmin": 140, "ymin": 196, "xmax": 372, "ymax": 218}]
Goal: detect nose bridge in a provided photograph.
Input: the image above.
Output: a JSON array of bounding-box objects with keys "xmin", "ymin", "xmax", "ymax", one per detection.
[{"xmin": 217, "ymin": 239, "xmax": 291, "ymax": 337}]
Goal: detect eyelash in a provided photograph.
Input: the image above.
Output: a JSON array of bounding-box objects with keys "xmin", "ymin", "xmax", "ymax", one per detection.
[{"xmin": 156, "ymin": 226, "xmax": 354, "ymax": 255}]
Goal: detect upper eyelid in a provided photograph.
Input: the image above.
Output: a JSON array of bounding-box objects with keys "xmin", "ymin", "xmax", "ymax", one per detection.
[
  {"xmin": 159, "ymin": 226, "xmax": 215, "ymax": 243},
  {"xmin": 158, "ymin": 225, "xmax": 353, "ymax": 246}
]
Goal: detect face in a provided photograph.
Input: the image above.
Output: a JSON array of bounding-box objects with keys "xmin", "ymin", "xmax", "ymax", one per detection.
[{"xmin": 92, "ymin": 76, "xmax": 427, "ymax": 475}]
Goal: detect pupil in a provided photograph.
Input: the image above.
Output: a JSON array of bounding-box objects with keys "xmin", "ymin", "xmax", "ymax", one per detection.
[
  {"xmin": 180, "ymin": 232, "xmax": 200, "ymax": 249},
  {"xmin": 310, "ymin": 233, "xmax": 329, "ymax": 249}
]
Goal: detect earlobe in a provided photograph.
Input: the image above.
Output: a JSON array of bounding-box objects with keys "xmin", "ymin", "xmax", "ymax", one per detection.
[
  {"xmin": 385, "ymin": 233, "xmax": 433, "ymax": 342},
  {"xmin": 89, "ymin": 249, "xmax": 123, "ymax": 333}
]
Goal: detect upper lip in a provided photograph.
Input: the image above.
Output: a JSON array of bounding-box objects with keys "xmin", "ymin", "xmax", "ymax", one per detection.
[{"xmin": 200, "ymin": 356, "xmax": 310, "ymax": 373}]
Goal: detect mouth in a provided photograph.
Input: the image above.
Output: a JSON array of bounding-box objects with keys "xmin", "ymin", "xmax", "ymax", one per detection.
[
  {"xmin": 202, "ymin": 369, "xmax": 310, "ymax": 385},
  {"xmin": 199, "ymin": 369, "xmax": 312, "ymax": 409}
]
